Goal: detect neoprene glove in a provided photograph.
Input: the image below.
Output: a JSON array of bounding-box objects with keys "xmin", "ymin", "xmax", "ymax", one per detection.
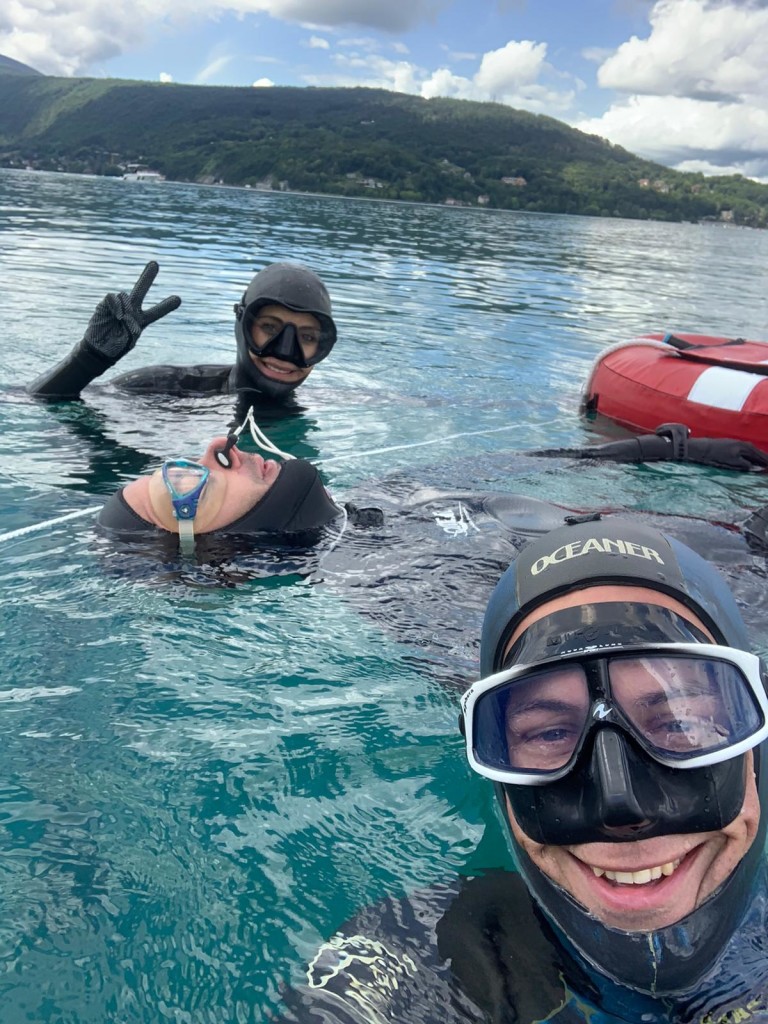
[
  {"xmin": 533, "ymin": 422, "xmax": 768, "ymax": 472},
  {"xmin": 685, "ymin": 438, "xmax": 768, "ymax": 471},
  {"xmin": 82, "ymin": 261, "xmax": 181, "ymax": 363}
]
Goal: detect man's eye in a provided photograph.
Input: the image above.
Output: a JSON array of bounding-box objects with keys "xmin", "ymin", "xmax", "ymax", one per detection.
[
  {"xmin": 256, "ymin": 318, "xmax": 281, "ymax": 337},
  {"xmin": 299, "ymin": 330, "xmax": 321, "ymax": 347}
]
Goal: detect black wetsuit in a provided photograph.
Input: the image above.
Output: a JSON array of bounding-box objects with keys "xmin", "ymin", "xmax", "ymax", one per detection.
[
  {"xmin": 276, "ymin": 868, "xmax": 768, "ymax": 1024},
  {"xmin": 28, "ymin": 352, "xmax": 243, "ymax": 399}
]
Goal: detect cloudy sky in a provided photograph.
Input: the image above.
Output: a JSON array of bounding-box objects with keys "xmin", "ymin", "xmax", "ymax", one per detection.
[{"xmin": 3, "ymin": 0, "xmax": 767, "ymax": 180}]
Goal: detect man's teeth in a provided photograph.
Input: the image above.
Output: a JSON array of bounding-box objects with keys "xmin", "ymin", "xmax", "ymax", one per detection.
[{"xmin": 591, "ymin": 859, "xmax": 681, "ymax": 885}]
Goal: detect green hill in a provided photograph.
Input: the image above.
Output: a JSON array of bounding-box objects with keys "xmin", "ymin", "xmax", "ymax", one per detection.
[{"xmin": 1, "ymin": 65, "xmax": 766, "ymax": 226}]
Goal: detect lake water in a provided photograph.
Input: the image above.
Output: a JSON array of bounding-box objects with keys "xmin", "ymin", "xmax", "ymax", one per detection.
[{"xmin": 2, "ymin": 168, "xmax": 768, "ymax": 1022}]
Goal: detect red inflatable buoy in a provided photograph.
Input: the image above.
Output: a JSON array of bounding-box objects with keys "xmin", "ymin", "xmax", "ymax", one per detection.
[{"xmin": 582, "ymin": 333, "xmax": 768, "ymax": 453}]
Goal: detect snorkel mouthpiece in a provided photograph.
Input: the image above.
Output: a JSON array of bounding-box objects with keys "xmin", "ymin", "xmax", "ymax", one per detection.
[{"xmin": 215, "ymin": 434, "xmax": 238, "ymax": 469}]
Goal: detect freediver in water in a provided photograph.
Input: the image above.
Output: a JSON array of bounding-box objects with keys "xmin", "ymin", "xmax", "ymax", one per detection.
[
  {"xmin": 96, "ymin": 418, "xmax": 768, "ymax": 552},
  {"xmin": 95, "ymin": 408, "xmax": 344, "ymax": 567},
  {"xmin": 27, "ymin": 260, "xmax": 338, "ymax": 405},
  {"xmin": 276, "ymin": 516, "xmax": 768, "ymax": 1023}
]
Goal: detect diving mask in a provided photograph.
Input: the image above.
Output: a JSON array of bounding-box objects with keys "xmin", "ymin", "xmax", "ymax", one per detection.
[{"xmin": 161, "ymin": 459, "xmax": 210, "ymax": 552}]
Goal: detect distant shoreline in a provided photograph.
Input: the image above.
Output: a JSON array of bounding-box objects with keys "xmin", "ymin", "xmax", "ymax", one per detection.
[{"xmin": 5, "ymin": 166, "xmax": 756, "ymax": 231}]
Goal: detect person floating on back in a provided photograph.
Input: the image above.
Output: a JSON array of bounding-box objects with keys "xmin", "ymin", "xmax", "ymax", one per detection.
[{"xmin": 97, "ymin": 411, "xmax": 342, "ymax": 555}]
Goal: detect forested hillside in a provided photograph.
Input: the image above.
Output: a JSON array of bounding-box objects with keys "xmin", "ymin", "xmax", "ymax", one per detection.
[{"xmin": 1, "ymin": 66, "xmax": 766, "ymax": 226}]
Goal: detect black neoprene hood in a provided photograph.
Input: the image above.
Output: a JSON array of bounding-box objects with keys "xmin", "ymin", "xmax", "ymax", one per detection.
[
  {"xmin": 236, "ymin": 263, "xmax": 337, "ymax": 354},
  {"xmin": 480, "ymin": 516, "xmax": 750, "ymax": 674},
  {"xmin": 232, "ymin": 262, "xmax": 337, "ymax": 399}
]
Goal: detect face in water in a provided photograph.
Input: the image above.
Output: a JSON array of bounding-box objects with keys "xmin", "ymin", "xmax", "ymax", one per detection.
[{"xmin": 500, "ymin": 585, "xmax": 762, "ymax": 934}]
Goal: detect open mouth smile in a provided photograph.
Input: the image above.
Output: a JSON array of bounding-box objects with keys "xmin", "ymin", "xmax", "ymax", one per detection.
[
  {"xmin": 590, "ymin": 858, "xmax": 682, "ymax": 886},
  {"xmin": 256, "ymin": 358, "xmax": 303, "ymax": 377}
]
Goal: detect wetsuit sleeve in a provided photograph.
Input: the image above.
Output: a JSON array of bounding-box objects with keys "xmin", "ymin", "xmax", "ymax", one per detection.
[
  {"xmin": 27, "ymin": 341, "xmax": 116, "ymax": 399},
  {"xmin": 531, "ymin": 425, "xmax": 768, "ymax": 470},
  {"xmin": 530, "ymin": 434, "xmax": 673, "ymax": 462},
  {"xmin": 29, "ymin": 360, "xmax": 234, "ymax": 399}
]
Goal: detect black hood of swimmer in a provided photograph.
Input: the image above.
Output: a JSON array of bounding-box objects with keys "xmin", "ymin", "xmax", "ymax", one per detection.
[
  {"xmin": 232, "ymin": 263, "xmax": 337, "ymax": 400},
  {"xmin": 480, "ymin": 516, "xmax": 750, "ymax": 672},
  {"xmin": 221, "ymin": 458, "xmax": 339, "ymax": 536},
  {"xmin": 480, "ymin": 515, "xmax": 768, "ymax": 996}
]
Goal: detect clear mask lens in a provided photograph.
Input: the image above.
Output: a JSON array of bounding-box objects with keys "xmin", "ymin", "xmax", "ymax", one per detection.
[
  {"xmin": 464, "ymin": 644, "xmax": 768, "ymax": 782},
  {"xmin": 161, "ymin": 460, "xmax": 211, "ymax": 552}
]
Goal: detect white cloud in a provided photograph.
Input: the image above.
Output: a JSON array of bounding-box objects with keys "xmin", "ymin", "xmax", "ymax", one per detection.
[
  {"xmin": 0, "ymin": 0, "xmax": 447, "ymax": 77},
  {"xmin": 159, "ymin": 71, "xmax": 173, "ymax": 82},
  {"xmin": 252, "ymin": 77, "xmax": 275, "ymax": 85},
  {"xmin": 0, "ymin": 0, "xmax": 144, "ymax": 75},
  {"xmin": 475, "ymin": 39, "xmax": 546, "ymax": 93},
  {"xmin": 576, "ymin": 93, "xmax": 768, "ymax": 175},
  {"xmin": 322, "ymin": 52, "xmax": 422, "ymax": 92},
  {"xmin": 676, "ymin": 158, "xmax": 768, "ymax": 183},
  {"xmin": 391, "ymin": 41, "xmax": 409, "ymax": 54},
  {"xmin": 441, "ymin": 48, "xmax": 478, "ymax": 61},
  {"xmin": 307, "ymin": 35, "xmax": 330, "ymax": 48},
  {"xmin": 581, "ymin": 46, "xmax": 612, "ymax": 63},
  {"xmin": 598, "ymin": 0, "xmax": 768, "ymax": 100},
  {"xmin": 575, "ymin": 0, "xmax": 768, "ymax": 178},
  {"xmin": 337, "ymin": 36, "xmax": 380, "ymax": 49},
  {"xmin": 419, "ymin": 66, "xmax": 473, "ymax": 98},
  {"xmin": 307, "ymin": 41, "xmax": 577, "ymax": 113}
]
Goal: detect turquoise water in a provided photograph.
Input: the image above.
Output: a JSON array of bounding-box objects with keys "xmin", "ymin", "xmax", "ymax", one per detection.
[{"xmin": 2, "ymin": 168, "xmax": 768, "ymax": 1021}]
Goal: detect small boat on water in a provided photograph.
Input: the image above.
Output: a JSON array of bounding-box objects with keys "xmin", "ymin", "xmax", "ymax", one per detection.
[
  {"xmin": 122, "ymin": 168, "xmax": 165, "ymax": 182},
  {"xmin": 582, "ymin": 332, "xmax": 768, "ymax": 452}
]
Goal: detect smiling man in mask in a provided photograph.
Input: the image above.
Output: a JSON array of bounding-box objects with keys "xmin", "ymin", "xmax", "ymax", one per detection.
[
  {"xmin": 28, "ymin": 260, "xmax": 337, "ymax": 403},
  {"xmin": 277, "ymin": 517, "xmax": 768, "ymax": 1023}
]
